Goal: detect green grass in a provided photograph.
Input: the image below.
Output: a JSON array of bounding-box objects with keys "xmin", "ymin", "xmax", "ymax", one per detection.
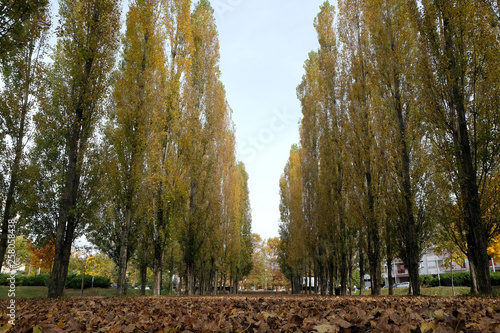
[
  {"xmin": 0, "ymin": 286, "xmax": 155, "ymax": 299},
  {"xmin": 2, "ymin": 285, "xmax": 500, "ymax": 299},
  {"xmin": 355, "ymin": 285, "xmax": 500, "ymax": 297}
]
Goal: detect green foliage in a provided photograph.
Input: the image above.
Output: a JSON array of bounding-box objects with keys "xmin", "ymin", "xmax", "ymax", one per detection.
[
  {"xmin": 419, "ymin": 273, "xmax": 472, "ymax": 287},
  {"xmin": 0, "ymin": 274, "xmax": 50, "ymax": 286},
  {"xmin": 65, "ymin": 274, "xmax": 111, "ymax": 289},
  {"xmin": 419, "ymin": 274, "xmax": 434, "ymax": 287},
  {"xmin": 490, "ymin": 272, "xmax": 500, "ymax": 286},
  {"xmin": 0, "ymin": 0, "xmax": 49, "ymax": 54}
]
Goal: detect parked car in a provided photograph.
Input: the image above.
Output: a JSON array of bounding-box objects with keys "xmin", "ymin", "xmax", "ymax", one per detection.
[{"xmin": 395, "ymin": 282, "xmax": 410, "ymax": 288}]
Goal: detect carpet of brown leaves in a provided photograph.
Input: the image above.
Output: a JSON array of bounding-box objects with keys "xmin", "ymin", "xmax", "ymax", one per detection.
[{"xmin": 2, "ymin": 295, "xmax": 500, "ymax": 332}]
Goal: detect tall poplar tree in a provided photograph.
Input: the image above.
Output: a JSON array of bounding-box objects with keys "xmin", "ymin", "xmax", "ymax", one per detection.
[
  {"xmin": 108, "ymin": 0, "xmax": 166, "ymax": 296},
  {"xmin": 0, "ymin": 0, "xmax": 49, "ymax": 272},
  {"xmin": 410, "ymin": 0, "xmax": 500, "ymax": 294},
  {"xmin": 278, "ymin": 145, "xmax": 306, "ymax": 294},
  {"xmin": 364, "ymin": 0, "xmax": 427, "ymax": 296},
  {"xmin": 179, "ymin": 0, "xmax": 230, "ymax": 295},
  {"xmin": 45, "ymin": 0, "xmax": 120, "ymax": 298}
]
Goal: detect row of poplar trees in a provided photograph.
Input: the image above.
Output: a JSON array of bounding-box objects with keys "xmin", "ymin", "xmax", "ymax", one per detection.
[
  {"xmin": 279, "ymin": 0, "xmax": 500, "ymax": 295},
  {"xmin": 0, "ymin": 0, "xmax": 253, "ymax": 298}
]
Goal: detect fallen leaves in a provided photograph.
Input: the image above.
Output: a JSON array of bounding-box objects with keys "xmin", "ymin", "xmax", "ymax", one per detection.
[{"xmin": 1, "ymin": 295, "xmax": 500, "ymax": 332}]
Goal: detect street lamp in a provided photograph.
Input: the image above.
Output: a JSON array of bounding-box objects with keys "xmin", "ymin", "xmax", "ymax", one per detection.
[
  {"xmin": 435, "ymin": 258, "xmax": 441, "ymax": 286},
  {"xmin": 92, "ymin": 254, "xmax": 96, "ymax": 288}
]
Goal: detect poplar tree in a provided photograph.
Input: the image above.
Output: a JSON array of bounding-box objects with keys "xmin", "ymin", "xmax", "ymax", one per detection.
[
  {"xmin": 44, "ymin": 0, "xmax": 120, "ymax": 298},
  {"xmin": 0, "ymin": 0, "xmax": 49, "ymax": 272},
  {"xmin": 107, "ymin": 0, "xmax": 166, "ymax": 296},
  {"xmin": 278, "ymin": 145, "xmax": 306, "ymax": 294},
  {"xmin": 145, "ymin": 0, "xmax": 193, "ymax": 296},
  {"xmin": 409, "ymin": 0, "xmax": 500, "ymax": 294},
  {"xmin": 178, "ymin": 0, "xmax": 233, "ymax": 295}
]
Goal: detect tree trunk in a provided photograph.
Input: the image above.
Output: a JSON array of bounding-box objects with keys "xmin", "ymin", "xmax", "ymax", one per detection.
[
  {"xmin": 48, "ymin": 218, "xmax": 76, "ymax": 298},
  {"xmin": 393, "ymin": 68, "xmax": 420, "ymax": 296},
  {"xmin": 468, "ymin": 253, "xmax": 479, "ymax": 294},
  {"xmin": 153, "ymin": 244, "xmax": 163, "ymax": 296},
  {"xmin": 48, "ymin": 120, "xmax": 83, "ymax": 298},
  {"xmin": 140, "ymin": 244, "xmax": 148, "ymax": 296},
  {"xmin": 233, "ymin": 279, "xmax": 238, "ymax": 294},
  {"xmin": 359, "ymin": 243, "xmax": 365, "ymax": 295},
  {"xmin": 440, "ymin": 9, "xmax": 491, "ymax": 295},
  {"xmin": 48, "ymin": 44, "xmax": 98, "ymax": 298},
  {"xmin": 328, "ymin": 261, "xmax": 334, "ymax": 296},
  {"xmin": 387, "ymin": 256, "xmax": 393, "ymax": 296},
  {"xmin": 367, "ymin": 174, "xmax": 381, "ymax": 295},
  {"xmin": 187, "ymin": 261, "xmax": 195, "ymax": 295},
  {"xmin": 117, "ymin": 209, "xmax": 132, "ymax": 295},
  {"xmin": 80, "ymin": 271, "xmax": 85, "ymax": 296},
  {"xmin": 348, "ymin": 260, "xmax": 353, "ymax": 295},
  {"xmin": 213, "ymin": 269, "xmax": 218, "ymax": 295}
]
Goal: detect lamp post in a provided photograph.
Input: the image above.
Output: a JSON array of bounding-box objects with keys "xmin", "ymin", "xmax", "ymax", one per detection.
[
  {"xmin": 436, "ymin": 258, "xmax": 441, "ymax": 287},
  {"xmin": 92, "ymin": 254, "xmax": 96, "ymax": 288}
]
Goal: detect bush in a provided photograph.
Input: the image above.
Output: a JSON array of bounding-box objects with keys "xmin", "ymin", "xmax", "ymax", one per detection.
[
  {"xmin": 18, "ymin": 274, "xmax": 50, "ymax": 286},
  {"xmin": 490, "ymin": 272, "xmax": 500, "ymax": 286},
  {"xmin": 0, "ymin": 273, "xmax": 10, "ymax": 285},
  {"xmin": 420, "ymin": 272, "xmax": 474, "ymax": 287},
  {"xmin": 420, "ymin": 275, "xmax": 434, "ymax": 287},
  {"xmin": 65, "ymin": 274, "xmax": 110, "ymax": 289},
  {"xmin": 0, "ymin": 274, "xmax": 50, "ymax": 286}
]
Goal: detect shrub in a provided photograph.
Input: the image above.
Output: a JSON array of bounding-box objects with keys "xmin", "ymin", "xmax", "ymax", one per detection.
[
  {"xmin": 420, "ymin": 275, "xmax": 434, "ymax": 286},
  {"xmin": 1, "ymin": 274, "xmax": 50, "ymax": 286},
  {"xmin": 490, "ymin": 272, "xmax": 500, "ymax": 286},
  {"xmin": 65, "ymin": 274, "xmax": 110, "ymax": 289},
  {"xmin": 0, "ymin": 273, "xmax": 10, "ymax": 285},
  {"xmin": 19, "ymin": 274, "xmax": 50, "ymax": 286}
]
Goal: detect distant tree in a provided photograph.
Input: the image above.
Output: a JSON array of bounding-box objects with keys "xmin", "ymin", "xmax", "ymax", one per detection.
[
  {"xmin": 27, "ymin": 239, "xmax": 55, "ymax": 274},
  {"xmin": 278, "ymin": 145, "xmax": 306, "ymax": 294},
  {"xmin": 267, "ymin": 237, "xmax": 286, "ymax": 290}
]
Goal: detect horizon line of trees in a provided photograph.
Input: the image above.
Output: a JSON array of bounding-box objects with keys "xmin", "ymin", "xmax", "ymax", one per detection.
[
  {"xmin": 0, "ymin": 0, "xmax": 253, "ymax": 298},
  {"xmin": 279, "ymin": 0, "xmax": 500, "ymax": 296}
]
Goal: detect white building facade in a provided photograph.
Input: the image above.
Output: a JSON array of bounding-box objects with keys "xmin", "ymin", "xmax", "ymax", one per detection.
[{"xmin": 380, "ymin": 249, "xmax": 499, "ymax": 287}]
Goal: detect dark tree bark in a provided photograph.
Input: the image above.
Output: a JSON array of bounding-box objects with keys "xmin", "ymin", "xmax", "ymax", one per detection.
[
  {"xmin": 359, "ymin": 240, "xmax": 365, "ymax": 295},
  {"xmin": 48, "ymin": 98, "xmax": 88, "ymax": 298},
  {"xmin": 140, "ymin": 243, "xmax": 148, "ymax": 296},
  {"xmin": 441, "ymin": 10, "xmax": 491, "ymax": 295},
  {"xmin": 394, "ymin": 69, "xmax": 420, "ymax": 296},
  {"xmin": 117, "ymin": 209, "xmax": 132, "ymax": 295}
]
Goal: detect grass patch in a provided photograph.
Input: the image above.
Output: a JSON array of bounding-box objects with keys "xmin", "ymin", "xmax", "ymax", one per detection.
[
  {"xmin": 0, "ymin": 286, "xmax": 155, "ymax": 299},
  {"xmin": 3, "ymin": 285, "xmax": 500, "ymax": 299},
  {"xmin": 357, "ymin": 285, "xmax": 500, "ymax": 296}
]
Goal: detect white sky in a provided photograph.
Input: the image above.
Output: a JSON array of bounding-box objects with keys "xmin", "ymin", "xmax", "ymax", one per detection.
[{"xmin": 213, "ymin": 0, "xmax": 323, "ymax": 240}]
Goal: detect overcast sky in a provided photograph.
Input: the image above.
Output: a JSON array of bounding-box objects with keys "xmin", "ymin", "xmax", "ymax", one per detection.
[{"xmin": 212, "ymin": 0, "xmax": 324, "ymax": 240}]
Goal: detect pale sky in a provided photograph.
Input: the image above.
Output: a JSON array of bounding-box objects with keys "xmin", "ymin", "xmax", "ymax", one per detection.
[{"xmin": 213, "ymin": 0, "xmax": 324, "ymax": 240}]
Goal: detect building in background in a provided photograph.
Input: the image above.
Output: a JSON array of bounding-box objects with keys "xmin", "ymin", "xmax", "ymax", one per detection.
[{"xmin": 381, "ymin": 249, "xmax": 499, "ymax": 287}]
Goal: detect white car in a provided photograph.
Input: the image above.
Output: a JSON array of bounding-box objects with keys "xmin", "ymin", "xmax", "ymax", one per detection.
[{"xmin": 395, "ymin": 282, "xmax": 410, "ymax": 288}]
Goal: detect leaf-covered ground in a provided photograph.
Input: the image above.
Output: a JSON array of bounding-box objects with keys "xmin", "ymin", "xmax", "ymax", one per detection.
[{"xmin": 2, "ymin": 295, "xmax": 500, "ymax": 332}]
